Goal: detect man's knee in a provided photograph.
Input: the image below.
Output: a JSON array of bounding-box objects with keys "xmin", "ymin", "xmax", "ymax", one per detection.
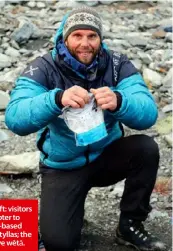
[
  {"xmin": 135, "ymin": 135, "xmax": 159, "ymax": 157},
  {"xmin": 41, "ymin": 230, "xmax": 79, "ymax": 251},
  {"xmin": 134, "ymin": 135, "xmax": 160, "ymax": 175}
]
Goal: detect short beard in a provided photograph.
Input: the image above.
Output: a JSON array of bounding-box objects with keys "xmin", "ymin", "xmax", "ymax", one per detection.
[{"xmin": 66, "ymin": 43, "xmax": 100, "ymax": 65}]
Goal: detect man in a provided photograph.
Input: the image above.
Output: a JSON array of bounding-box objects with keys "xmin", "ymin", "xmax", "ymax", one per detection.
[{"xmin": 5, "ymin": 6, "xmax": 166, "ymax": 251}]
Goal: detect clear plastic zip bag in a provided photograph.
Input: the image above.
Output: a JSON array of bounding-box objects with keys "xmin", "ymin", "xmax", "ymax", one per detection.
[{"xmin": 62, "ymin": 94, "xmax": 108, "ymax": 146}]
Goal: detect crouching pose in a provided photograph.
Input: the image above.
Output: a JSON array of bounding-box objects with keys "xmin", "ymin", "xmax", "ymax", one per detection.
[{"xmin": 5, "ymin": 6, "xmax": 166, "ymax": 251}]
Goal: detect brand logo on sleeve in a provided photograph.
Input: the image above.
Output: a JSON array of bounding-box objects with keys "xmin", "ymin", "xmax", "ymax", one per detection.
[
  {"xmin": 112, "ymin": 51, "xmax": 120, "ymax": 83},
  {"xmin": 24, "ymin": 66, "xmax": 38, "ymax": 76}
]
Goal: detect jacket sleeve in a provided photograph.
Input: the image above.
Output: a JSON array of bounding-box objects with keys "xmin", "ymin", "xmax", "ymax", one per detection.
[
  {"xmin": 5, "ymin": 58, "xmax": 62, "ymax": 136},
  {"xmin": 111, "ymin": 73, "xmax": 158, "ymax": 130}
]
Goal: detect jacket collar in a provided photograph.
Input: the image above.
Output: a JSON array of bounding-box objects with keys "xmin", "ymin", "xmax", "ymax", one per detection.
[{"xmin": 55, "ymin": 40, "xmax": 109, "ymax": 80}]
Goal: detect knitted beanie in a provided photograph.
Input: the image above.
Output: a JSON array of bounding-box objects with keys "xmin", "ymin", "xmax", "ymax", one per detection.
[{"xmin": 63, "ymin": 6, "xmax": 103, "ymax": 41}]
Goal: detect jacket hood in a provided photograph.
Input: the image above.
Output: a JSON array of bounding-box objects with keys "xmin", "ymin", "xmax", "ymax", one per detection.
[
  {"xmin": 51, "ymin": 13, "xmax": 109, "ymax": 80},
  {"xmin": 52, "ymin": 13, "xmax": 108, "ymax": 60},
  {"xmin": 52, "ymin": 14, "xmax": 69, "ymax": 59}
]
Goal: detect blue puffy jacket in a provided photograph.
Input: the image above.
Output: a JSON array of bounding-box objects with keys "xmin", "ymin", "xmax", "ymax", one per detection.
[{"xmin": 5, "ymin": 16, "xmax": 158, "ymax": 170}]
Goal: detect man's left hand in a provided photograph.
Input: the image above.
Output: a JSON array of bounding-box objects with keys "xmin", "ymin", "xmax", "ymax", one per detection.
[{"xmin": 90, "ymin": 87, "xmax": 117, "ymax": 111}]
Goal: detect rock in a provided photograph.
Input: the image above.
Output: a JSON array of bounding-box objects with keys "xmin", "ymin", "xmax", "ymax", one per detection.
[
  {"xmin": 110, "ymin": 39, "xmax": 131, "ymax": 49},
  {"xmin": 163, "ymin": 26, "xmax": 172, "ymax": 32},
  {"xmin": 109, "ymin": 180, "xmax": 124, "ymax": 198},
  {"xmin": 5, "ymin": 47, "xmax": 20, "ymax": 59},
  {"xmin": 162, "ymin": 68, "xmax": 172, "ymax": 87},
  {"xmin": 99, "ymin": 1, "xmax": 114, "ymax": 4},
  {"xmin": 10, "ymin": 40, "xmax": 20, "ymax": 50},
  {"xmin": 7, "ymin": 0, "xmax": 23, "ymax": 3},
  {"xmin": 154, "ymin": 177, "xmax": 172, "ymax": 194},
  {"xmin": 149, "ymin": 53, "xmax": 163, "ymax": 64},
  {"xmin": 27, "ymin": 1, "xmax": 36, "ymax": 8},
  {"xmin": 56, "ymin": 1, "xmax": 81, "ymax": 10},
  {"xmin": 0, "ymin": 1, "xmax": 5, "ymax": 8},
  {"xmin": 155, "ymin": 115, "xmax": 172, "ymax": 135},
  {"xmin": 0, "ymin": 183, "xmax": 13, "ymax": 196},
  {"xmin": 158, "ymin": 110, "xmax": 170, "ymax": 121},
  {"xmin": 0, "ymin": 53, "xmax": 12, "ymax": 69},
  {"xmin": 0, "ymin": 115, "xmax": 5, "ymax": 122},
  {"xmin": 36, "ymin": 2, "xmax": 46, "ymax": 8},
  {"xmin": 149, "ymin": 209, "xmax": 169, "ymax": 220},
  {"xmin": 143, "ymin": 68, "xmax": 162, "ymax": 88},
  {"xmin": 0, "ymin": 151, "xmax": 40, "ymax": 174},
  {"xmin": 162, "ymin": 104, "xmax": 172, "ymax": 113},
  {"xmin": 127, "ymin": 36, "xmax": 148, "ymax": 47},
  {"xmin": 130, "ymin": 59, "xmax": 142, "ymax": 71},
  {"xmin": 157, "ymin": 17, "xmax": 173, "ymax": 28},
  {"xmin": 164, "ymin": 134, "xmax": 172, "ymax": 147},
  {"xmin": 85, "ymin": 1, "xmax": 99, "ymax": 7},
  {"xmin": 150, "ymin": 197, "xmax": 158, "ymax": 204},
  {"xmin": 0, "ymin": 91, "xmax": 10, "ymax": 110},
  {"xmin": 0, "ymin": 67, "xmax": 23, "ymax": 91},
  {"xmin": 152, "ymin": 91, "xmax": 160, "ymax": 104},
  {"xmin": 165, "ymin": 33, "xmax": 172, "ymax": 42},
  {"xmin": 103, "ymin": 31, "xmax": 116, "ymax": 39},
  {"xmin": 0, "ymin": 130, "xmax": 10, "ymax": 142},
  {"xmin": 2, "ymin": 37, "xmax": 10, "ymax": 43},
  {"xmin": 152, "ymin": 30, "xmax": 166, "ymax": 39},
  {"xmin": 111, "ymin": 25, "xmax": 129, "ymax": 33},
  {"xmin": 149, "ymin": 63, "xmax": 170, "ymax": 75},
  {"xmin": 1, "ymin": 42, "xmax": 9, "ymax": 50},
  {"xmin": 103, "ymin": 20, "xmax": 111, "ymax": 32},
  {"xmin": 11, "ymin": 22, "xmax": 33, "ymax": 44},
  {"xmin": 160, "ymin": 166, "xmax": 166, "ymax": 170},
  {"xmin": 137, "ymin": 51, "xmax": 152, "ymax": 65},
  {"xmin": 11, "ymin": 18, "xmax": 42, "ymax": 44}
]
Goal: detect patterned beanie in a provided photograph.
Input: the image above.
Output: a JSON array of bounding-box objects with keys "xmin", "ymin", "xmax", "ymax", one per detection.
[{"xmin": 63, "ymin": 6, "xmax": 103, "ymax": 41}]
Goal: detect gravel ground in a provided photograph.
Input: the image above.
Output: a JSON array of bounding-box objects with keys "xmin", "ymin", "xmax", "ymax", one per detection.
[{"xmin": 0, "ymin": 126, "xmax": 172, "ymax": 250}]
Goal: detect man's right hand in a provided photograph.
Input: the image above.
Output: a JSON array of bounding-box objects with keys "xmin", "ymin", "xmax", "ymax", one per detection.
[{"xmin": 61, "ymin": 85, "xmax": 90, "ymax": 108}]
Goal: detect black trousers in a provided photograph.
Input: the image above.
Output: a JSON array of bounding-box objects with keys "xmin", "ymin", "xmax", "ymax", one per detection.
[{"xmin": 40, "ymin": 134, "xmax": 159, "ymax": 251}]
